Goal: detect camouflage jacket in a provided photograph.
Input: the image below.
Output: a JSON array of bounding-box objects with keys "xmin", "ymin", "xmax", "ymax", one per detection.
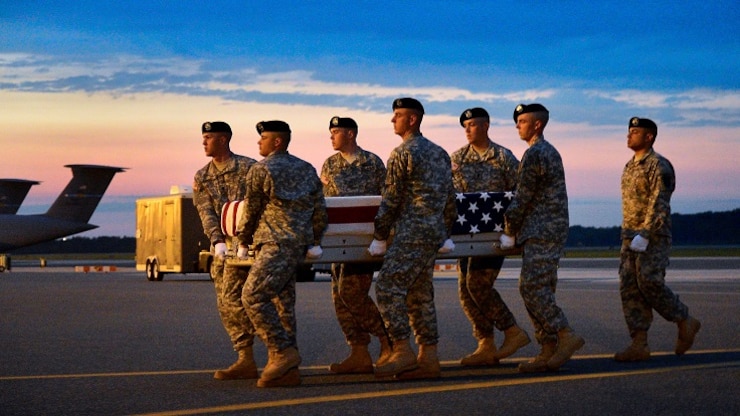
[
  {"xmin": 621, "ymin": 148, "xmax": 675, "ymax": 240},
  {"xmin": 238, "ymin": 151, "xmax": 328, "ymax": 247},
  {"xmin": 504, "ymin": 135, "xmax": 569, "ymax": 244},
  {"xmin": 374, "ymin": 134, "xmax": 456, "ymax": 244},
  {"xmin": 320, "ymin": 147, "xmax": 386, "ymax": 197},
  {"xmin": 193, "ymin": 154, "xmax": 256, "ymax": 245},
  {"xmin": 450, "ymin": 139, "xmax": 519, "ymax": 193}
]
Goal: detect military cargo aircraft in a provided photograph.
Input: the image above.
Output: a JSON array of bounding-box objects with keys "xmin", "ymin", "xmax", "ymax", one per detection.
[
  {"xmin": 0, "ymin": 164, "xmax": 125, "ymax": 252},
  {"xmin": 0, "ymin": 178, "xmax": 40, "ymax": 214}
]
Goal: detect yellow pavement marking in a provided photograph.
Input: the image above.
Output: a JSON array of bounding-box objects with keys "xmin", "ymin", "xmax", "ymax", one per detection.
[
  {"xmin": 132, "ymin": 360, "xmax": 740, "ymax": 416},
  {"xmin": 1, "ymin": 348, "xmax": 737, "ymax": 381}
]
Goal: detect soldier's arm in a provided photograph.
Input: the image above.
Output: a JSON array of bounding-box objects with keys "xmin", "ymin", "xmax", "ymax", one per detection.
[
  {"xmin": 193, "ymin": 173, "xmax": 225, "ymax": 245},
  {"xmin": 504, "ymin": 150, "xmax": 537, "ymax": 236},
  {"xmin": 642, "ymin": 159, "xmax": 674, "ymax": 237},
  {"xmin": 237, "ymin": 167, "xmax": 265, "ymax": 246},
  {"xmin": 374, "ymin": 149, "xmax": 405, "ymax": 240}
]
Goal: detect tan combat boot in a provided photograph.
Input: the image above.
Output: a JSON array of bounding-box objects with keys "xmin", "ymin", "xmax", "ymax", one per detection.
[
  {"xmin": 614, "ymin": 330, "xmax": 651, "ymax": 362},
  {"xmin": 329, "ymin": 344, "xmax": 374, "ymax": 374},
  {"xmin": 461, "ymin": 336, "xmax": 499, "ymax": 366},
  {"xmin": 547, "ymin": 328, "xmax": 585, "ymax": 370},
  {"xmin": 214, "ymin": 346, "xmax": 258, "ymax": 380},
  {"xmin": 396, "ymin": 344, "xmax": 441, "ymax": 380},
  {"xmin": 259, "ymin": 346, "xmax": 301, "ymax": 382},
  {"xmin": 256, "ymin": 367, "xmax": 301, "ymax": 388},
  {"xmin": 675, "ymin": 316, "xmax": 701, "ymax": 355},
  {"xmin": 494, "ymin": 325, "xmax": 531, "ymax": 360},
  {"xmin": 518, "ymin": 341, "xmax": 556, "ymax": 373},
  {"xmin": 374, "ymin": 339, "xmax": 418, "ymax": 378},
  {"xmin": 376, "ymin": 336, "xmax": 393, "ymax": 367}
]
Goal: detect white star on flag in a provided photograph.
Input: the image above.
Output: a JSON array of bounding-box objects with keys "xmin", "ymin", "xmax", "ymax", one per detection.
[{"xmin": 451, "ymin": 191, "xmax": 514, "ymax": 235}]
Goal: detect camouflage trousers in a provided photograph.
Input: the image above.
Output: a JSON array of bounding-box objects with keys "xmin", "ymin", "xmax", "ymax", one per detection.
[
  {"xmin": 214, "ymin": 254, "xmax": 255, "ymax": 351},
  {"xmin": 619, "ymin": 237, "xmax": 689, "ymax": 336},
  {"xmin": 242, "ymin": 242, "xmax": 301, "ymax": 352},
  {"xmin": 331, "ymin": 263, "xmax": 387, "ymax": 346},
  {"xmin": 375, "ymin": 242, "xmax": 439, "ymax": 346},
  {"xmin": 458, "ymin": 256, "xmax": 517, "ymax": 340},
  {"xmin": 519, "ymin": 240, "xmax": 569, "ymax": 345}
]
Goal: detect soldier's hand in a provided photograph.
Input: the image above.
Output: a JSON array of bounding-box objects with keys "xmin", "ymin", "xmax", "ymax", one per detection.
[
  {"xmin": 499, "ymin": 234, "xmax": 516, "ymax": 250},
  {"xmin": 630, "ymin": 235, "xmax": 649, "ymax": 252},
  {"xmin": 438, "ymin": 238, "xmax": 455, "ymax": 254},
  {"xmin": 236, "ymin": 245, "xmax": 249, "ymax": 259},
  {"xmin": 214, "ymin": 242, "xmax": 227, "ymax": 259},
  {"xmin": 368, "ymin": 239, "xmax": 387, "ymax": 256},
  {"xmin": 306, "ymin": 245, "xmax": 323, "ymax": 259}
]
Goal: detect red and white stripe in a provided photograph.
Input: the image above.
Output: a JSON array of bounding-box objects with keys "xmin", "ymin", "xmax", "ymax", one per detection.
[
  {"xmin": 325, "ymin": 195, "xmax": 381, "ymax": 235},
  {"xmin": 221, "ymin": 200, "xmax": 246, "ymax": 237}
]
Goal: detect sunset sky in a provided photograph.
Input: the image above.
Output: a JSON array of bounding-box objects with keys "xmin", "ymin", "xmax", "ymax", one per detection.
[{"xmin": 2, "ymin": 1, "xmax": 738, "ymax": 237}]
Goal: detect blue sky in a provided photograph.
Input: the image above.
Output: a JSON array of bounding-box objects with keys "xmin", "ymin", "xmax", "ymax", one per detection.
[{"xmin": 1, "ymin": 1, "xmax": 738, "ymax": 236}]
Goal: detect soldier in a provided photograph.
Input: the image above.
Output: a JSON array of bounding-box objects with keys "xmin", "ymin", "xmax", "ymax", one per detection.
[
  {"xmin": 615, "ymin": 117, "xmax": 700, "ymax": 362},
  {"xmin": 192, "ymin": 121, "xmax": 258, "ymax": 380},
  {"xmin": 320, "ymin": 116, "xmax": 392, "ymax": 374},
  {"xmin": 238, "ymin": 120, "xmax": 327, "ymax": 387},
  {"xmin": 500, "ymin": 103, "xmax": 585, "ymax": 373},
  {"xmin": 452, "ymin": 108, "xmax": 530, "ymax": 366},
  {"xmin": 368, "ymin": 98, "xmax": 457, "ymax": 380}
]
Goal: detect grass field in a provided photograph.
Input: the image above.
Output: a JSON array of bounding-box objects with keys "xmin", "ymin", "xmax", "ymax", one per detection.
[{"xmin": 563, "ymin": 246, "xmax": 740, "ymax": 258}]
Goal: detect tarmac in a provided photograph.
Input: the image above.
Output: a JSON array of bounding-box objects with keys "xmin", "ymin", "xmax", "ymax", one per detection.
[{"xmin": 1, "ymin": 258, "xmax": 738, "ymax": 415}]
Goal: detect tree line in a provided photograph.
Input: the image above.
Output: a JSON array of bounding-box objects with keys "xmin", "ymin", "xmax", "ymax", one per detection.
[
  {"xmin": 568, "ymin": 208, "xmax": 739, "ymax": 247},
  {"xmin": 10, "ymin": 208, "xmax": 739, "ymax": 254}
]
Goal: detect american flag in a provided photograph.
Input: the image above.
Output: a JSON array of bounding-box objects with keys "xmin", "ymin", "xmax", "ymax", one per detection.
[{"xmin": 451, "ymin": 191, "xmax": 515, "ymax": 235}]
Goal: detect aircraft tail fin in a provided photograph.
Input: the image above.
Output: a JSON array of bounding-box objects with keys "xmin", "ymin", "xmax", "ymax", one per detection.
[
  {"xmin": 0, "ymin": 179, "xmax": 40, "ymax": 214},
  {"xmin": 45, "ymin": 165, "xmax": 126, "ymax": 223}
]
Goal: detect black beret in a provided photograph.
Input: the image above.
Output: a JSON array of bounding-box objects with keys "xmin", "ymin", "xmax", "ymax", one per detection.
[
  {"xmin": 629, "ymin": 117, "xmax": 657, "ymax": 133},
  {"xmin": 329, "ymin": 116, "xmax": 358, "ymax": 130},
  {"xmin": 256, "ymin": 120, "xmax": 291, "ymax": 134},
  {"xmin": 392, "ymin": 97, "xmax": 425, "ymax": 114},
  {"xmin": 459, "ymin": 107, "xmax": 490, "ymax": 126},
  {"xmin": 513, "ymin": 103, "xmax": 549, "ymax": 122},
  {"xmin": 202, "ymin": 121, "xmax": 231, "ymax": 134}
]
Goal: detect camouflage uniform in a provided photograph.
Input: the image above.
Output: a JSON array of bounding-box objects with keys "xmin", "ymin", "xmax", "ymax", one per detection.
[
  {"xmin": 193, "ymin": 154, "xmax": 257, "ymax": 351},
  {"xmin": 451, "ymin": 140, "xmax": 519, "ymax": 339},
  {"xmin": 504, "ymin": 136, "xmax": 570, "ymax": 345},
  {"xmin": 321, "ymin": 148, "xmax": 388, "ymax": 347},
  {"xmin": 619, "ymin": 149, "xmax": 688, "ymax": 335},
  {"xmin": 374, "ymin": 134, "xmax": 456, "ymax": 345},
  {"xmin": 239, "ymin": 150, "xmax": 327, "ymax": 351}
]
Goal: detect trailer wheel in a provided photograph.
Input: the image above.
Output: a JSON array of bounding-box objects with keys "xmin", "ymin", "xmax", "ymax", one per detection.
[
  {"xmin": 296, "ymin": 265, "xmax": 316, "ymax": 282},
  {"xmin": 145, "ymin": 260, "xmax": 155, "ymax": 281},
  {"xmin": 152, "ymin": 260, "xmax": 165, "ymax": 281}
]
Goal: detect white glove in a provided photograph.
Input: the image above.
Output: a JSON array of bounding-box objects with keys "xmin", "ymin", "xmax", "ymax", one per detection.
[
  {"xmin": 214, "ymin": 242, "xmax": 227, "ymax": 259},
  {"xmin": 499, "ymin": 234, "xmax": 516, "ymax": 250},
  {"xmin": 368, "ymin": 239, "xmax": 387, "ymax": 257},
  {"xmin": 306, "ymin": 245, "xmax": 323, "ymax": 259},
  {"xmin": 236, "ymin": 245, "xmax": 249, "ymax": 259},
  {"xmin": 438, "ymin": 238, "xmax": 455, "ymax": 254},
  {"xmin": 630, "ymin": 235, "xmax": 649, "ymax": 252}
]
